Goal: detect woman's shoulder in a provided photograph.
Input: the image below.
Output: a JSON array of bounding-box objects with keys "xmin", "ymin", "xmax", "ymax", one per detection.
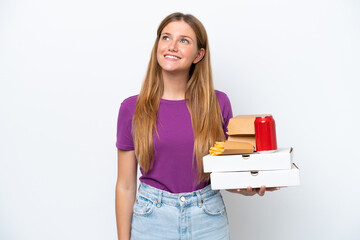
[
  {"xmin": 215, "ymin": 90, "xmax": 230, "ymax": 104},
  {"xmin": 215, "ymin": 90, "xmax": 233, "ymax": 122},
  {"xmin": 120, "ymin": 94, "xmax": 139, "ymax": 113},
  {"xmin": 122, "ymin": 94, "xmax": 138, "ymax": 104}
]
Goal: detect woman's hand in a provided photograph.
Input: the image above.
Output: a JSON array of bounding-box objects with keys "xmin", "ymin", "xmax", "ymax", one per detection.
[{"xmin": 226, "ymin": 185, "xmax": 280, "ymax": 196}]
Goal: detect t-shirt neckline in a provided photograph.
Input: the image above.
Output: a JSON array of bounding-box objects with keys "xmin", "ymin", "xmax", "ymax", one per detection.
[{"xmin": 160, "ymin": 98, "xmax": 186, "ymax": 104}]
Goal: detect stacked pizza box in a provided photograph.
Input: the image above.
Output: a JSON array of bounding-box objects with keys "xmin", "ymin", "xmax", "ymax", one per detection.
[{"xmin": 203, "ymin": 115, "xmax": 300, "ymax": 190}]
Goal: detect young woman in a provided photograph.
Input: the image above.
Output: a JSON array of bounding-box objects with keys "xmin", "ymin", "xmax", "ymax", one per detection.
[{"xmin": 115, "ymin": 12, "xmax": 277, "ymax": 240}]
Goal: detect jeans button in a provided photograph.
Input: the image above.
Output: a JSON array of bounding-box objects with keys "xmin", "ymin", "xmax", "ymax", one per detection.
[{"xmin": 180, "ymin": 196, "xmax": 186, "ymax": 202}]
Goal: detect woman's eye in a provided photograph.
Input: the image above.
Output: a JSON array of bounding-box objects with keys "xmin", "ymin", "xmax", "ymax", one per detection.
[
  {"xmin": 180, "ymin": 39, "xmax": 189, "ymax": 44},
  {"xmin": 162, "ymin": 36, "xmax": 170, "ymax": 40}
]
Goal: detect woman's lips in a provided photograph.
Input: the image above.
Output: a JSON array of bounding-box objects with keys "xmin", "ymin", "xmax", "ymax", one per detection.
[{"xmin": 164, "ymin": 54, "xmax": 181, "ymax": 60}]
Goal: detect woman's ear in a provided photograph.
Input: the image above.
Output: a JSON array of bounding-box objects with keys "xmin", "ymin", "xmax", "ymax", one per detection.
[{"xmin": 193, "ymin": 48, "xmax": 205, "ymax": 64}]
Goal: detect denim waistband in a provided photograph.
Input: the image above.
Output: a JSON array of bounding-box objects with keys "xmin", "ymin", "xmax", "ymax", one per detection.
[{"xmin": 138, "ymin": 182, "xmax": 220, "ymax": 207}]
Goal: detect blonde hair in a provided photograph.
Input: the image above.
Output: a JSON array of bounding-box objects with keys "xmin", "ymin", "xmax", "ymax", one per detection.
[{"xmin": 133, "ymin": 12, "xmax": 225, "ymax": 183}]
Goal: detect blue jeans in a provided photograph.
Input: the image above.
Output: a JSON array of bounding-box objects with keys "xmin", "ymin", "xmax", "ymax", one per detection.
[{"xmin": 130, "ymin": 182, "xmax": 230, "ymax": 240}]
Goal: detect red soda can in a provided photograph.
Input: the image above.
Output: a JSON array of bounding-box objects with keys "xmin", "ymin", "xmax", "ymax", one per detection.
[{"xmin": 254, "ymin": 116, "xmax": 277, "ymax": 153}]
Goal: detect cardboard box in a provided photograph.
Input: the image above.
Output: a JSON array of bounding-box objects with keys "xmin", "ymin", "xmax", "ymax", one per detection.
[
  {"xmin": 227, "ymin": 114, "xmax": 271, "ymax": 135},
  {"xmin": 210, "ymin": 163, "xmax": 300, "ymax": 190},
  {"xmin": 228, "ymin": 135, "xmax": 256, "ymax": 149},
  {"xmin": 218, "ymin": 141, "xmax": 254, "ymax": 155},
  {"xmin": 203, "ymin": 148, "xmax": 293, "ymax": 172}
]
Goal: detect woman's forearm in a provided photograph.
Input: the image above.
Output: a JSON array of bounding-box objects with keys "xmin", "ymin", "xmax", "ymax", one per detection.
[{"xmin": 115, "ymin": 184, "xmax": 137, "ymax": 240}]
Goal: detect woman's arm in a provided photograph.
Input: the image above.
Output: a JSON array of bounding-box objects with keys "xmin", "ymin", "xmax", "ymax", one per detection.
[{"xmin": 115, "ymin": 149, "xmax": 137, "ymax": 240}]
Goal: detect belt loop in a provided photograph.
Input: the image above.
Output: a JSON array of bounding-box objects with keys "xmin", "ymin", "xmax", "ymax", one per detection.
[
  {"xmin": 196, "ymin": 191, "xmax": 202, "ymax": 207},
  {"xmin": 157, "ymin": 190, "xmax": 163, "ymax": 206}
]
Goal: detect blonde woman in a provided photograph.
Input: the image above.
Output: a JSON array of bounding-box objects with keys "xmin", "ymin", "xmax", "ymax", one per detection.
[{"xmin": 115, "ymin": 12, "xmax": 275, "ymax": 240}]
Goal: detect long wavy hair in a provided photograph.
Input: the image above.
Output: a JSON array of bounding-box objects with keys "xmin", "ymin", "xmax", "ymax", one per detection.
[{"xmin": 132, "ymin": 12, "xmax": 225, "ymax": 183}]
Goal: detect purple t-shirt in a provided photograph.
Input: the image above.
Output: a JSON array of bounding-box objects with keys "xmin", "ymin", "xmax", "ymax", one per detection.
[{"xmin": 116, "ymin": 90, "xmax": 233, "ymax": 193}]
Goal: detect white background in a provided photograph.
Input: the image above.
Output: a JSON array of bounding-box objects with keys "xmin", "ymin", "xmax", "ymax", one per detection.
[{"xmin": 1, "ymin": 0, "xmax": 359, "ymax": 239}]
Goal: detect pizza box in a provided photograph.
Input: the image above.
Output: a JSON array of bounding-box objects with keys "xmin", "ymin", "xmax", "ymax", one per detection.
[
  {"xmin": 210, "ymin": 163, "xmax": 300, "ymax": 190},
  {"xmin": 203, "ymin": 147, "xmax": 293, "ymax": 173}
]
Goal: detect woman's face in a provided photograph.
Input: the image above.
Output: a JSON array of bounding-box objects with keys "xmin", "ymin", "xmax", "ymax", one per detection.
[{"xmin": 157, "ymin": 21, "xmax": 204, "ymax": 75}]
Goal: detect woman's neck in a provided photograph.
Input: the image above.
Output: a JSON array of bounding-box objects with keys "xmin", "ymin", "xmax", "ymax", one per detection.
[{"xmin": 161, "ymin": 71, "xmax": 188, "ymax": 100}]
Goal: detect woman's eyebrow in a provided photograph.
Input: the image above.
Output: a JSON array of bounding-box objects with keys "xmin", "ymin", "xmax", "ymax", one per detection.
[{"xmin": 162, "ymin": 32, "xmax": 193, "ymax": 41}]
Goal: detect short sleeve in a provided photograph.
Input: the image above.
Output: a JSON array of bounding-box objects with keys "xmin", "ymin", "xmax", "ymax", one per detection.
[
  {"xmin": 222, "ymin": 95, "xmax": 233, "ymax": 139},
  {"xmin": 215, "ymin": 90, "xmax": 233, "ymax": 139},
  {"xmin": 116, "ymin": 101, "xmax": 135, "ymax": 150}
]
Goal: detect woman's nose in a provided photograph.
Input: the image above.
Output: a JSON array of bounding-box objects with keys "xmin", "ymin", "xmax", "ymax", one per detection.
[{"xmin": 168, "ymin": 41, "xmax": 178, "ymax": 51}]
